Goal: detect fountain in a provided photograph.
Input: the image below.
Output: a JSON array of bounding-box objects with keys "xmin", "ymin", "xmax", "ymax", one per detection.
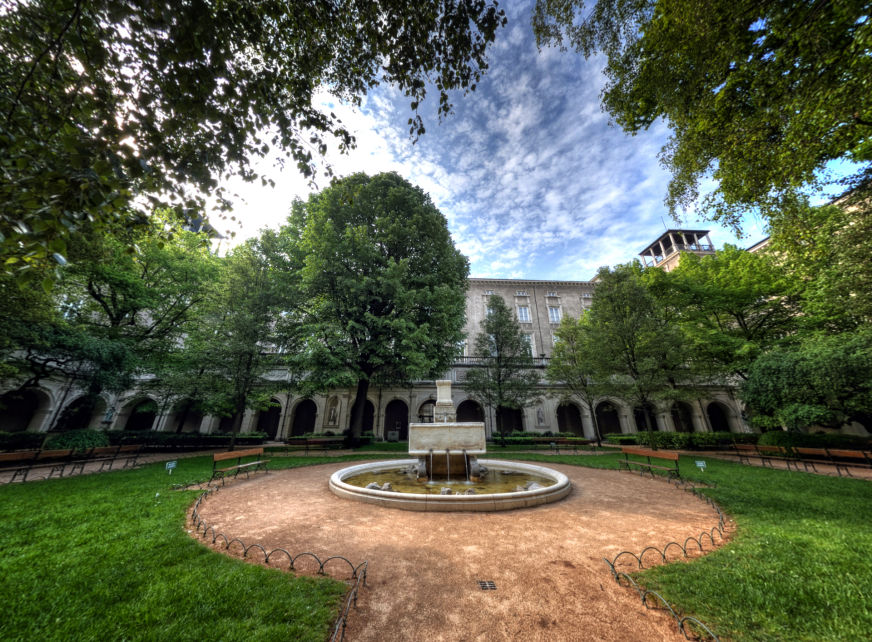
[{"xmin": 329, "ymin": 381, "xmax": 571, "ymax": 511}]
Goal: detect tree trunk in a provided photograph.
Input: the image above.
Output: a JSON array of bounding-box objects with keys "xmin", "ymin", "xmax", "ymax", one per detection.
[
  {"xmin": 642, "ymin": 406, "xmax": 655, "ymax": 449},
  {"xmin": 175, "ymin": 402, "xmax": 190, "ymax": 434},
  {"xmin": 587, "ymin": 401, "xmax": 602, "ymax": 447},
  {"xmin": 348, "ymin": 378, "xmax": 370, "ymax": 447},
  {"xmin": 228, "ymin": 396, "xmax": 246, "ymax": 451}
]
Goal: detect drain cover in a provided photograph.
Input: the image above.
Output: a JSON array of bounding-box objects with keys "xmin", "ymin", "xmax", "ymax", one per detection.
[{"xmin": 478, "ymin": 580, "xmax": 496, "ymax": 590}]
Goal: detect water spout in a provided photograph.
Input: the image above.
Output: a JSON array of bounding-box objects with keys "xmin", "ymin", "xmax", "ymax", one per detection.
[
  {"xmin": 445, "ymin": 449, "xmax": 450, "ymax": 482},
  {"xmin": 428, "ymin": 449, "xmax": 433, "ymax": 482},
  {"xmin": 463, "ymin": 449, "xmax": 469, "ymax": 481}
]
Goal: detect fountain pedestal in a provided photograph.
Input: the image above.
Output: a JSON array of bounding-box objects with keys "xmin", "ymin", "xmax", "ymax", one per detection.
[{"xmin": 409, "ymin": 380, "xmax": 485, "ymax": 480}]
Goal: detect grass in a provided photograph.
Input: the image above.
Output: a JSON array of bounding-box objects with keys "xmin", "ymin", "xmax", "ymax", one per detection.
[
  {"xmin": 504, "ymin": 452, "xmax": 872, "ymax": 641},
  {"xmin": 3, "ymin": 451, "xmax": 870, "ymax": 641},
  {"xmin": 0, "ymin": 456, "xmax": 361, "ymax": 642}
]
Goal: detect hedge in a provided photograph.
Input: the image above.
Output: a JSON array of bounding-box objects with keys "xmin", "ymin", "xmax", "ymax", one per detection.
[
  {"xmin": 606, "ymin": 431, "xmax": 758, "ymax": 449},
  {"xmin": 757, "ymin": 430, "xmax": 872, "ymax": 450}
]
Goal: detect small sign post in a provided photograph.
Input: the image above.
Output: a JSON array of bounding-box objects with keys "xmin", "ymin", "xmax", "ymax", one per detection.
[
  {"xmin": 166, "ymin": 460, "xmax": 177, "ymax": 475},
  {"xmin": 695, "ymin": 460, "xmax": 706, "ymax": 472}
]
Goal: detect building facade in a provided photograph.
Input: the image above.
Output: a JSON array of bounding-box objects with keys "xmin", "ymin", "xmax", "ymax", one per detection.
[{"xmin": 1, "ymin": 275, "xmax": 750, "ymax": 440}]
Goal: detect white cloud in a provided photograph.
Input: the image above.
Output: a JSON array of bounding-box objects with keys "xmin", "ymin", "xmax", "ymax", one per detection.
[{"xmin": 214, "ymin": 1, "xmax": 768, "ymax": 281}]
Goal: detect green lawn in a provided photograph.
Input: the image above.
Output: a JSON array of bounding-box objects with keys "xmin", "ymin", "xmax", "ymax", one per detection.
[
  {"xmin": 2, "ymin": 452, "xmax": 870, "ymax": 641},
  {"xmin": 0, "ymin": 456, "xmax": 364, "ymax": 642},
  {"xmin": 502, "ymin": 452, "xmax": 872, "ymax": 641}
]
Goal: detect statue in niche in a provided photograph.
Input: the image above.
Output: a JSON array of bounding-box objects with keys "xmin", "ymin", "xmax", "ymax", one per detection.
[
  {"xmin": 326, "ymin": 398, "xmax": 338, "ymax": 425},
  {"xmin": 537, "ymin": 406, "xmax": 545, "ymax": 426}
]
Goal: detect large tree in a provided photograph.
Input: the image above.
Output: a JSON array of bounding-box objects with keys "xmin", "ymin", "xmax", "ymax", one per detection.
[
  {"xmin": 768, "ymin": 196, "xmax": 872, "ymax": 330},
  {"xmin": 287, "ymin": 172, "xmax": 469, "ymax": 442},
  {"xmin": 1, "ymin": 0, "xmax": 506, "ymax": 276},
  {"xmin": 161, "ymin": 239, "xmax": 290, "ymax": 447},
  {"xmin": 664, "ymin": 245, "xmax": 799, "ymax": 381},
  {"xmin": 741, "ymin": 329, "xmax": 872, "ymax": 432},
  {"xmin": 546, "ymin": 314, "xmax": 605, "ymax": 445},
  {"xmin": 583, "ymin": 263, "xmax": 688, "ymax": 433},
  {"xmin": 533, "ymin": 0, "xmax": 872, "ymax": 227},
  {"xmin": 1, "ymin": 216, "xmax": 216, "ymax": 426},
  {"xmin": 464, "ymin": 295, "xmax": 541, "ymax": 436}
]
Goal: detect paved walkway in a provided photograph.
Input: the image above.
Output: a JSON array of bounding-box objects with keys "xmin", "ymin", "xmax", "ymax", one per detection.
[{"xmin": 194, "ymin": 461, "xmax": 729, "ymax": 642}]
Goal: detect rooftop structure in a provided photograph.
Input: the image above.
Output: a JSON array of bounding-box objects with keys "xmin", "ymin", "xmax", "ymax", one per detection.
[{"xmin": 639, "ymin": 229, "xmax": 714, "ymax": 271}]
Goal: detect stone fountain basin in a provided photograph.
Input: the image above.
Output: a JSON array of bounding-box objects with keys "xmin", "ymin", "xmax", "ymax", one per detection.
[{"xmin": 329, "ymin": 459, "xmax": 572, "ymax": 512}]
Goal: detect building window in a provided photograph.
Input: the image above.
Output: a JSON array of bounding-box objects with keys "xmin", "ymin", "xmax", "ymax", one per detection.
[
  {"xmin": 552, "ymin": 334, "xmax": 559, "ymax": 345},
  {"xmin": 457, "ymin": 339, "xmax": 467, "ymax": 357},
  {"xmin": 515, "ymin": 290, "xmax": 528, "ymax": 296},
  {"xmin": 582, "ymin": 292, "xmax": 593, "ymax": 298},
  {"xmin": 547, "ymin": 291, "xmax": 558, "ymax": 297},
  {"xmin": 548, "ymin": 306, "xmax": 561, "ymax": 323},
  {"xmin": 521, "ymin": 333, "xmax": 535, "ymax": 357},
  {"xmin": 484, "ymin": 289, "xmax": 494, "ymax": 295},
  {"xmin": 517, "ymin": 305, "xmax": 531, "ymax": 322}
]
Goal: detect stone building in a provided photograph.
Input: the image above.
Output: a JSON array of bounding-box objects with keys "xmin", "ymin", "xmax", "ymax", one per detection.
[{"xmin": 0, "ymin": 273, "xmax": 749, "ymax": 441}]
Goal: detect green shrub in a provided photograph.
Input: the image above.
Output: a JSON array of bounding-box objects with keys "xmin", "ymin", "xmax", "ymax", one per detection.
[
  {"xmin": 604, "ymin": 434, "xmax": 637, "ymax": 445},
  {"xmin": 43, "ymin": 430, "xmax": 109, "ymax": 451},
  {"xmin": 0, "ymin": 431, "xmax": 45, "ymax": 451},
  {"xmin": 758, "ymin": 430, "xmax": 872, "ymax": 449}
]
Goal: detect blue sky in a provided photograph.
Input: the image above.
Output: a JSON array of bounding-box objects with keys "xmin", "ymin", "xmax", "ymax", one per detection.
[{"xmin": 219, "ymin": 2, "xmax": 770, "ymax": 281}]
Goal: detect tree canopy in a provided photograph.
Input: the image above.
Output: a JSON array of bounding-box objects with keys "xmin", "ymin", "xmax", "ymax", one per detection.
[
  {"xmin": 464, "ymin": 294, "xmax": 541, "ymax": 435},
  {"xmin": 741, "ymin": 329, "xmax": 872, "ymax": 432},
  {"xmin": 665, "ymin": 245, "xmax": 799, "ymax": 380},
  {"xmin": 546, "ymin": 314, "xmax": 605, "ymax": 444},
  {"xmin": 1, "ymin": 0, "xmax": 506, "ymax": 277},
  {"xmin": 583, "ymin": 262, "xmax": 688, "ymax": 430},
  {"xmin": 533, "ymin": 0, "xmax": 872, "ymax": 227},
  {"xmin": 283, "ymin": 172, "xmax": 469, "ymax": 439}
]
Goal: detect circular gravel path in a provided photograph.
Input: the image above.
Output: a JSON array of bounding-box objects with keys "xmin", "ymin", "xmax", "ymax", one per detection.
[{"xmin": 193, "ymin": 461, "xmax": 727, "ymax": 641}]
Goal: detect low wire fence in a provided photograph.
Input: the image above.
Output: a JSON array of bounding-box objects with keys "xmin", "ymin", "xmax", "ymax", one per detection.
[
  {"xmin": 184, "ymin": 481, "xmax": 368, "ymax": 642},
  {"xmin": 602, "ymin": 470, "xmax": 728, "ymax": 640}
]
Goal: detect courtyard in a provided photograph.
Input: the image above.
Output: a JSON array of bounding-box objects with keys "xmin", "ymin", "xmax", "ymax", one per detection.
[{"xmin": 2, "ymin": 451, "xmax": 870, "ymax": 641}]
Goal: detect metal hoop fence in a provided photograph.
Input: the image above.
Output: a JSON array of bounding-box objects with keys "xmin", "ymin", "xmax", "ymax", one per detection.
[
  {"xmin": 602, "ymin": 470, "xmax": 729, "ymax": 640},
  {"xmin": 184, "ymin": 481, "xmax": 368, "ymax": 641}
]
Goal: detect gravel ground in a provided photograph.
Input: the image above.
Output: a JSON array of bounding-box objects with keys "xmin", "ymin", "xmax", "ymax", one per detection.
[{"xmin": 193, "ymin": 461, "xmax": 730, "ymax": 642}]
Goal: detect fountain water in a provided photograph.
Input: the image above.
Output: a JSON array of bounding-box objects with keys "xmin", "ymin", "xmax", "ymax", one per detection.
[{"xmin": 329, "ymin": 381, "xmax": 571, "ymax": 511}]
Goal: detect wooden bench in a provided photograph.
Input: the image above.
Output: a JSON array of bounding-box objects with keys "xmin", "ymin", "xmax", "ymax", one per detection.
[
  {"xmin": 0, "ymin": 449, "xmax": 74, "ymax": 482},
  {"xmin": 285, "ymin": 436, "xmax": 346, "ymax": 455},
  {"xmin": 733, "ymin": 443, "xmax": 763, "ymax": 465},
  {"xmin": 755, "ymin": 445, "xmax": 800, "ymax": 470},
  {"xmin": 549, "ymin": 438, "xmax": 594, "ymax": 454},
  {"xmin": 824, "ymin": 449, "xmax": 872, "ymax": 477},
  {"xmin": 0, "ymin": 450, "xmax": 39, "ymax": 482},
  {"xmin": 211, "ymin": 447, "xmax": 269, "ymax": 484},
  {"xmin": 618, "ymin": 447, "xmax": 680, "ymax": 479}
]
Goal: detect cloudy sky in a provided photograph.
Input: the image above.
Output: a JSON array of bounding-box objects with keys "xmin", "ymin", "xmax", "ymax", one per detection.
[{"xmin": 217, "ymin": 2, "xmax": 769, "ymax": 282}]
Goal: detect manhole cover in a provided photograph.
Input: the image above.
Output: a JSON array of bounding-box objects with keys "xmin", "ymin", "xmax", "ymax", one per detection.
[{"xmin": 477, "ymin": 580, "xmax": 496, "ymax": 590}]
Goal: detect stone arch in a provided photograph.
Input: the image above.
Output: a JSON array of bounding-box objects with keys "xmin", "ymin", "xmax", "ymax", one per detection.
[
  {"xmin": 707, "ymin": 400, "xmax": 734, "ymax": 432},
  {"xmin": 55, "ymin": 395, "xmax": 108, "ymax": 431},
  {"xmin": 594, "ymin": 400, "xmax": 622, "ymax": 435},
  {"xmin": 167, "ymin": 399, "xmax": 204, "ymax": 434},
  {"xmin": 256, "ymin": 399, "xmax": 282, "ymax": 439},
  {"xmin": 348, "ymin": 398, "xmax": 374, "ymax": 433},
  {"xmin": 556, "ymin": 402, "xmax": 584, "ymax": 436},
  {"xmin": 217, "ymin": 413, "xmax": 242, "ymax": 433},
  {"xmin": 291, "ymin": 399, "xmax": 318, "ymax": 437},
  {"xmin": 0, "ymin": 388, "xmax": 52, "ymax": 432},
  {"xmin": 120, "ymin": 397, "xmax": 158, "ymax": 431},
  {"xmin": 456, "ymin": 399, "xmax": 484, "ymax": 423},
  {"xmin": 671, "ymin": 401, "xmax": 695, "ymax": 433},
  {"xmin": 418, "ymin": 399, "xmax": 436, "ymax": 423},
  {"xmin": 384, "ymin": 399, "xmax": 409, "ymax": 441},
  {"xmin": 633, "ymin": 403, "xmax": 658, "ymax": 432},
  {"xmin": 496, "ymin": 406, "xmax": 523, "ymax": 434}
]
